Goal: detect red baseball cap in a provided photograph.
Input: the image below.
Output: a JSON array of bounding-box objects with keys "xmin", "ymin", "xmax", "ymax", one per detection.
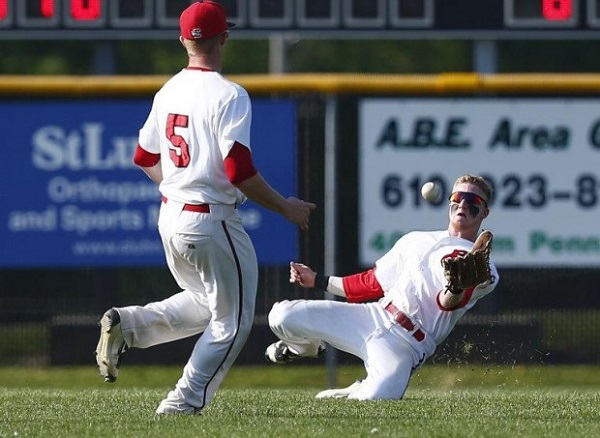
[{"xmin": 180, "ymin": 1, "xmax": 235, "ymax": 40}]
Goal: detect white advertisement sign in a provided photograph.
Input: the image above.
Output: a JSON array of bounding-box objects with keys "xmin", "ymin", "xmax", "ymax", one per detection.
[{"xmin": 359, "ymin": 99, "xmax": 600, "ymax": 267}]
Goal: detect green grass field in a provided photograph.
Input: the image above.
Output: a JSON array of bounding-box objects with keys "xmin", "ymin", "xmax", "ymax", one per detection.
[{"xmin": 2, "ymin": 364, "xmax": 600, "ymax": 437}]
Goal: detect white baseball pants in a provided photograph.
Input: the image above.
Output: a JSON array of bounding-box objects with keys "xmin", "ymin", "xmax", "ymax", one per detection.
[
  {"xmin": 118, "ymin": 200, "xmax": 258, "ymax": 412},
  {"xmin": 268, "ymin": 299, "xmax": 425, "ymax": 400}
]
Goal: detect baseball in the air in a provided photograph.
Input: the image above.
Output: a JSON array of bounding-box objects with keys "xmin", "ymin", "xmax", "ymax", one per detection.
[{"xmin": 421, "ymin": 181, "xmax": 442, "ymax": 202}]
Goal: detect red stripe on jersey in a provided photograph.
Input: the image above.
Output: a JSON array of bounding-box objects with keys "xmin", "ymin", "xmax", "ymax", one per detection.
[
  {"xmin": 342, "ymin": 268, "xmax": 384, "ymax": 303},
  {"xmin": 436, "ymin": 286, "xmax": 474, "ymax": 311},
  {"xmin": 185, "ymin": 67, "xmax": 214, "ymax": 71},
  {"xmin": 224, "ymin": 142, "xmax": 258, "ymax": 185},
  {"xmin": 133, "ymin": 144, "xmax": 160, "ymax": 167}
]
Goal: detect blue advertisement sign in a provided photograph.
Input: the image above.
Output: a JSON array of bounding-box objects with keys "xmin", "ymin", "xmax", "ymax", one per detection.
[{"xmin": 0, "ymin": 99, "xmax": 296, "ymax": 267}]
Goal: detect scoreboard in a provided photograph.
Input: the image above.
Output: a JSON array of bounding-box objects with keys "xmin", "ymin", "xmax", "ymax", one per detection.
[{"xmin": 0, "ymin": 0, "xmax": 599, "ymax": 39}]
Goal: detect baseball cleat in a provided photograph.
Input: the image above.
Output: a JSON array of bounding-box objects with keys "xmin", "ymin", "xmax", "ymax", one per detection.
[
  {"xmin": 95, "ymin": 308, "xmax": 128, "ymax": 383},
  {"xmin": 315, "ymin": 380, "xmax": 362, "ymax": 399},
  {"xmin": 155, "ymin": 402, "xmax": 201, "ymax": 415},
  {"xmin": 264, "ymin": 340, "xmax": 325, "ymax": 364}
]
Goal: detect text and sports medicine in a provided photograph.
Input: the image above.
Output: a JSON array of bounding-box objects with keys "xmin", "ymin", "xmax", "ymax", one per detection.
[{"xmin": 0, "ymin": 99, "xmax": 297, "ymax": 268}]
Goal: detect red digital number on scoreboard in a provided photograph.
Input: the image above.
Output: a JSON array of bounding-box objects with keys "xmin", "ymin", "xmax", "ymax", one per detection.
[
  {"xmin": 0, "ymin": 0, "xmax": 7, "ymax": 20},
  {"xmin": 543, "ymin": 0, "xmax": 572, "ymax": 21},
  {"xmin": 71, "ymin": 0, "xmax": 101, "ymax": 20},
  {"xmin": 41, "ymin": 0, "xmax": 55, "ymax": 18},
  {"xmin": 0, "ymin": 0, "xmax": 102, "ymax": 21}
]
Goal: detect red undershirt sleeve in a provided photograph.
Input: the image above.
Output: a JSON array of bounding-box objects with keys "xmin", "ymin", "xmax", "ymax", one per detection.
[
  {"xmin": 224, "ymin": 142, "xmax": 258, "ymax": 185},
  {"xmin": 133, "ymin": 144, "xmax": 160, "ymax": 167},
  {"xmin": 342, "ymin": 268, "xmax": 385, "ymax": 303}
]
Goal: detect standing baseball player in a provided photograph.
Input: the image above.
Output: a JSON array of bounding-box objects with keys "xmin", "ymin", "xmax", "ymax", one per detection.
[
  {"xmin": 95, "ymin": 0, "xmax": 315, "ymax": 415},
  {"xmin": 265, "ymin": 174, "xmax": 499, "ymax": 400}
]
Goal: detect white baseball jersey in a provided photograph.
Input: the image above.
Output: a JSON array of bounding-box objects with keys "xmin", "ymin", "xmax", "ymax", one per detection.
[
  {"xmin": 375, "ymin": 230, "xmax": 499, "ymax": 358},
  {"xmin": 138, "ymin": 68, "xmax": 251, "ymax": 206}
]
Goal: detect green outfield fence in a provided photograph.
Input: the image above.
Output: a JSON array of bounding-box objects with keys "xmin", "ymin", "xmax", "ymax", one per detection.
[{"xmin": 1, "ymin": 73, "xmax": 600, "ymax": 367}]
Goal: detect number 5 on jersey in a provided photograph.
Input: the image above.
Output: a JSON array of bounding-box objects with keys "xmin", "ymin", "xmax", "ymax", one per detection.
[{"xmin": 167, "ymin": 114, "xmax": 190, "ymax": 167}]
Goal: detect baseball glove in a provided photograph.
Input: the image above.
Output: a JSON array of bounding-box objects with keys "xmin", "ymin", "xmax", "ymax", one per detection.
[{"xmin": 442, "ymin": 230, "xmax": 493, "ymax": 294}]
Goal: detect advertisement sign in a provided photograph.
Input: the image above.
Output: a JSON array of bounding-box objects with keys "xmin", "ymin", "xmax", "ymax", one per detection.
[
  {"xmin": 0, "ymin": 99, "xmax": 296, "ymax": 267},
  {"xmin": 359, "ymin": 98, "xmax": 600, "ymax": 267}
]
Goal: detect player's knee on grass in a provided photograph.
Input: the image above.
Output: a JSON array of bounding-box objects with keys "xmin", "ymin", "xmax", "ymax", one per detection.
[
  {"xmin": 268, "ymin": 300, "xmax": 293, "ymax": 331},
  {"xmin": 268, "ymin": 300, "xmax": 313, "ymax": 337}
]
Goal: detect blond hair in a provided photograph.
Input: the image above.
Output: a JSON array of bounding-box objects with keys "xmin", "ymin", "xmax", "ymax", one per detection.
[
  {"xmin": 182, "ymin": 34, "xmax": 222, "ymax": 57},
  {"xmin": 453, "ymin": 174, "xmax": 494, "ymax": 204}
]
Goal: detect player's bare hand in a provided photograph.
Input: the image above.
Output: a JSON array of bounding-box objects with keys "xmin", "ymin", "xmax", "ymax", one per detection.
[
  {"xmin": 284, "ymin": 197, "xmax": 316, "ymax": 230},
  {"xmin": 289, "ymin": 261, "xmax": 316, "ymax": 288}
]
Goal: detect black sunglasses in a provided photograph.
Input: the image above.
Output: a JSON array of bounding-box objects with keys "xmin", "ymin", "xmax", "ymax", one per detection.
[
  {"xmin": 448, "ymin": 191, "xmax": 487, "ymax": 206},
  {"xmin": 448, "ymin": 191, "xmax": 487, "ymax": 217}
]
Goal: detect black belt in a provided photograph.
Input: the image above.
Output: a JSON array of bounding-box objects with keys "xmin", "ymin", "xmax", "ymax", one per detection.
[
  {"xmin": 161, "ymin": 196, "xmax": 210, "ymax": 213},
  {"xmin": 384, "ymin": 303, "xmax": 425, "ymax": 342}
]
